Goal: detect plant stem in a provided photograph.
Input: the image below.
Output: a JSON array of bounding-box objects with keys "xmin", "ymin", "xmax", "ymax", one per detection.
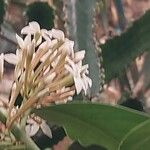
[
  {"xmin": 20, "ymin": 108, "xmax": 31, "ymax": 130},
  {"xmin": 0, "ymin": 107, "xmax": 40, "ymax": 150}
]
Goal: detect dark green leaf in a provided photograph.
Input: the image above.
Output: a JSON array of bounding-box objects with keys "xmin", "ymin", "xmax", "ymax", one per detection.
[
  {"xmin": 119, "ymin": 119, "xmax": 150, "ymax": 150},
  {"xmin": 26, "ymin": 2, "xmax": 54, "ymax": 29},
  {"xmin": 33, "ymin": 102, "xmax": 149, "ymax": 150},
  {"xmin": 101, "ymin": 10, "xmax": 150, "ymax": 81}
]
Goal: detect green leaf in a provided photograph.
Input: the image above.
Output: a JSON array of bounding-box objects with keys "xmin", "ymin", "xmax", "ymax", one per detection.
[
  {"xmin": 0, "ymin": 0, "xmax": 5, "ymax": 25},
  {"xmin": 119, "ymin": 119, "xmax": 150, "ymax": 150},
  {"xmin": 26, "ymin": 2, "xmax": 54, "ymax": 29},
  {"xmin": 101, "ymin": 10, "xmax": 150, "ymax": 81},
  {"xmin": 64, "ymin": 0, "xmax": 101, "ymax": 96},
  {"xmin": 33, "ymin": 103, "xmax": 149, "ymax": 150}
]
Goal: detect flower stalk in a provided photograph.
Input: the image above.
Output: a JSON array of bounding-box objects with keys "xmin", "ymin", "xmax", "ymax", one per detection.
[{"xmin": 0, "ymin": 107, "xmax": 40, "ymax": 150}]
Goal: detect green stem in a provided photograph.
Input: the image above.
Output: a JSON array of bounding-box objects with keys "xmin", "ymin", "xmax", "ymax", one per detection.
[
  {"xmin": 0, "ymin": 107, "xmax": 40, "ymax": 150},
  {"xmin": 20, "ymin": 108, "xmax": 32, "ymax": 130}
]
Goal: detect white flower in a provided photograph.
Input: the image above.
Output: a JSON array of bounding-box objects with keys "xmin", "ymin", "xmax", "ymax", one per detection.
[
  {"xmin": 21, "ymin": 21, "xmax": 51, "ymax": 45},
  {"xmin": 81, "ymin": 67, "xmax": 92, "ymax": 94},
  {"xmin": 40, "ymin": 50, "xmax": 52, "ymax": 62},
  {"xmin": 0, "ymin": 53, "xmax": 4, "ymax": 80},
  {"xmin": 25, "ymin": 118, "xmax": 39, "ymax": 137},
  {"xmin": 40, "ymin": 121, "xmax": 52, "ymax": 138},
  {"xmin": 26, "ymin": 118, "xmax": 52, "ymax": 138},
  {"xmin": 16, "ymin": 34, "xmax": 31, "ymax": 50},
  {"xmin": 59, "ymin": 39, "xmax": 74, "ymax": 57},
  {"xmin": 41, "ymin": 29, "xmax": 52, "ymax": 43},
  {"xmin": 74, "ymin": 50, "xmax": 85, "ymax": 62},
  {"xmin": 6, "ymin": 22, "xmax": 92, "ymax": 128},
  {"xmin": 16, "ymin": 34, "xmax": 35, "ymax": 61},
  {"xmin": 51, "ymin": 29, "xmax": 64, "ymax": 41},
  {"xmin": 21, "ymin": 21, "xmax": 41, "ymax": 35},
  {"xmin": 4, "ymin": 49, "xmax": 21, "ymax": 65},
  {"xmin": 65, "ymin": 57, "xmax": 92, "ymax": 95}
]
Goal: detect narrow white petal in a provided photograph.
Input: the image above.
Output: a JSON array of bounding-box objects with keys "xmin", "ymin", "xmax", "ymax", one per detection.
[
  {"xmin": 38, "ymin": 41, "xmax": 47, "ymax": 50},
  {"xmin": 82, "ymin": 79, "xmax": 88, "ymax": 95},
  {"xmin": 41, "ymin": 29, "xmax": 48, "ymax": 34},
  {"xmin": 82, "ymin": 75, "xmax": 92, "ymax": 95},
  {"xmin": 51, "ymin": 55, "xmax": 60, "ymax": 68},
  {"xmin": 81, "ymin": 64, "xmax": 89, "ymax": 72},
  {"xmin": 59, "ymin": 39, "xmax": 74, "ymax": 56},
  {"xmin": 21, "ymin": 26, "xmax": 34, "ymax": 34},
  {"xmin": 29, "ymin": 21, "xmax": 40, "ymax": 33},
  {"xmin": 4, "ymin": 53, "xmax": 18, "ymax": 65},
  {"xmin": 86, "ymin": 76, "xmax": 92, "ymax": 87},
  {"xmin": 68, "ymin": 96, "xmax": 73, "ymax": 101},
  {"xmin": 25, "ymin": 125, "xmax": 32, "ymax": 136},
  {"xmin": 40, "ymin": 51, "xmax": 51, "ymax": 62},
  {"xmin": 41, "ymin": 29, "xmax": 52, "ymax": 42},
  {"xmin": 47, "ymin": 30, "xmax": 53, "ymax": 38},
  {"xmin": 65, "ymin": 57, "xmax": 76, "ymax": 72},
  {"xmin": 43, "ymin": 66, "xmax": 50, "ymax": 75},
  {"xmin": 51, "ymin": 29, "xmax": 64, "ymax": 41},
  {"xmin": 27, "ymin": 40, "xmax": 35, "ymax": 57},
  {"xmin": 27, "ymin": 118, "xmax": 36, "ymax": 124},
  {"xmin": 74, "ymin": 77, "xmax": 83, "ymax": 94},
  {"xmin": 74, "ymin": 50, "xmax": 85, "ymax": 62},
  {"xmin": 26, "ymin": 123, "xmax": 40, "ymax": 137},
  {"xmin": 16, "ymin": 34, "xmax": 24, "ymax": 49},
  {"xmin": 65, "ymin": 64, "xmax": 74, "ymax": 75},
  {"xmin": 50, "ymin": 50, "xmax": 57, "ymax": 60},
  {"xmin": 36, "ymin": 36, "xmax": 42, "ymax": 46},
  {"xmin": 41, "ymin": 122, "xmax": 52, "ymax": 138},
  {"xmin": 24, "ymin": 34, "xmax": 31, "ymax": 46},
  {"xmin": 16, "ymin": 49, "xmax": 22, "ymax": 58},
  {"xmin": 50, "ymin": 39, "xmax": 58, "ymax": 48}
]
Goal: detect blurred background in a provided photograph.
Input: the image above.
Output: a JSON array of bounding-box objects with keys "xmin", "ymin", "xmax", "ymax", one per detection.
[{"xmin": 0, "ymin": 0, "xmax": 150, "ymax": 149}]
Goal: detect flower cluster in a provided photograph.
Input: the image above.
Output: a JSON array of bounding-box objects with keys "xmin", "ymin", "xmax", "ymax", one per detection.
[{"xmin": 3, "ymin": 22, "xmax": 92, "ymax": 128}]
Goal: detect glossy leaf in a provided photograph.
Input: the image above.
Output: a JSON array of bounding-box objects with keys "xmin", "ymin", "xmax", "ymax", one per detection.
[
  {"xmin": 101, "ymin": 10, "xmax": 150, "ymax": 81},
  {"xmin": 34, "ymin": 103, "xmax": 149, "ymax": 150},
  {"xmin": 119, "ymin": 119, "xmax": 150, "ymax": 150}
]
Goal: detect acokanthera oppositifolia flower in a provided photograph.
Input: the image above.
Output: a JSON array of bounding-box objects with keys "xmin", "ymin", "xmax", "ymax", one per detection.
[{"xmin": 2, "ymin": 21, "xmax": 92, "ymax": 129}]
